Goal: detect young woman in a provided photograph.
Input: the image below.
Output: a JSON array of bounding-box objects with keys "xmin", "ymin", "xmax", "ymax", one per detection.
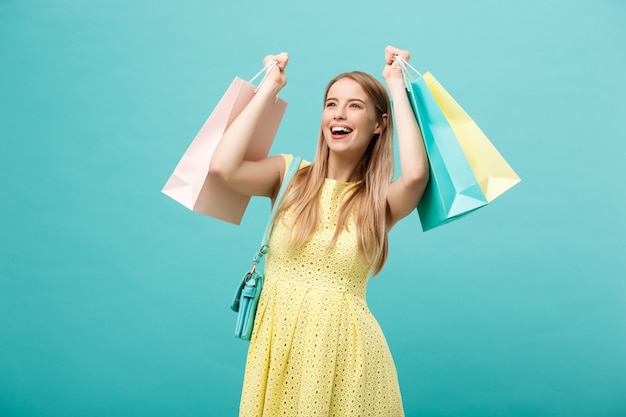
[{"xmin": 210, "ymin": 45, "xmax": 429, "ymax": 417}]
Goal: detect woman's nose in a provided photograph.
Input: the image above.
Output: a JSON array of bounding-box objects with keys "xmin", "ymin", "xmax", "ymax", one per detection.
[{"xmin": 333, "ymin": 106, "xmax": 346, "ymax": 119}]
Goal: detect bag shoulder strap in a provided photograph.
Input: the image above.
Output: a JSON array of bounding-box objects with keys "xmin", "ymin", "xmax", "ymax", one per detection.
[{"xmin": 257, "ymin": 155, "xmax": 302, "ymax": 255}]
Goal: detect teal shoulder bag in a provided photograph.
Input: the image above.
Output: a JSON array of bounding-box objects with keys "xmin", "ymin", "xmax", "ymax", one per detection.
[{"xmin": 230, "ymin": 156, "xmax": 302, "ymax": 341}]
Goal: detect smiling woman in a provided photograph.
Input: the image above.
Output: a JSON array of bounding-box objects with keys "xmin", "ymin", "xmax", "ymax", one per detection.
[
  {"xmin": 209, "ymin": 46, "xmax": 429, "ymax": 416},
  {"xmin": 1, "ymin": 0, "xmax": 625, "ymax": 416},
  {"xmin": 323, "ymin": 76, "xmax": 385, "ymax": 168}
]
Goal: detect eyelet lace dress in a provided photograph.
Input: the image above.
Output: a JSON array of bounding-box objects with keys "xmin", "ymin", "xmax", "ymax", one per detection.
[{"xmin": 239, "ymin": 154, "xmax": 404, "ymax": 417}]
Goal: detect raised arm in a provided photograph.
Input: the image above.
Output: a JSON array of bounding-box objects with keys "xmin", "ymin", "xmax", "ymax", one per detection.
[
  {"xmin": 209, "ymin": 53, "xmax": 290, "ymax": 200},
  {"xmin": 383, "ymin": 45, "xmax": 430, "ymax": 229}
]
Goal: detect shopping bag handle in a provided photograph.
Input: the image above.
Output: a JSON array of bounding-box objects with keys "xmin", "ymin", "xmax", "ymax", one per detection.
[
  {"xmin": 247, "ymin": 61, "xmax": 281, "ymax": 102},
  {"xmin": 394, "ymin": 56, "xmax": 422, "ymax": 90},
  {"xmin": 249, "ymin": 61, "xmax": 278, "ymax": 92}
]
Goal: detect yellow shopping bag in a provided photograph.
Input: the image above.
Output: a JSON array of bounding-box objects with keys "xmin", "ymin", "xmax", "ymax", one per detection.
[{"xmin": 423, "ymin": 73, "xmax": 521, "ymax": 201}]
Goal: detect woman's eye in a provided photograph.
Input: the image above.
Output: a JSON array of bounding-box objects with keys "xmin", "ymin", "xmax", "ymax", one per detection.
[
  {"xmin": 350, "ymin": 103, "xmax": 362, "ymax": 109},
  {"xmin": 326, "ymin": 102, "xmax": 336, "ymax": 108}
]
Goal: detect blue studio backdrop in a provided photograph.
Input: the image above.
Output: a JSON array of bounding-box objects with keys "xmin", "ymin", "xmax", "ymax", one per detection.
[{"xmin": 1, "ymin": 0, "xmax": 625, "ymax": 416}]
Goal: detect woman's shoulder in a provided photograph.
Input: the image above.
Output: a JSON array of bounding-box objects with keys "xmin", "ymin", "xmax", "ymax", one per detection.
[{"xmin": 279, "ymin": 154, "xmax": 311, "ymax": 177}]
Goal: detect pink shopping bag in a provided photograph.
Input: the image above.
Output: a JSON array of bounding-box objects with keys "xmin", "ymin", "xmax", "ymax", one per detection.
[{"xmin": 161, "ymin": 65, "xmax": 287, "ymax": 224}]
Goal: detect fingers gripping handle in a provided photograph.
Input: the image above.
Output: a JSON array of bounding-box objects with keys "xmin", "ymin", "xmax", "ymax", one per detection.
[
  {"xmin": 394, "ymin": 55, "xmax": 422, "ymax": 90},
  {"xmin": 249, "ymin": 61, "xmax": 279, "ymax": 93}
]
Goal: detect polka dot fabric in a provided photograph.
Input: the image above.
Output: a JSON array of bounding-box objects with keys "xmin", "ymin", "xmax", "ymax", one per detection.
[{"xmin": 239, "ymin": 154, "xmax": 404, "ymax": 417}]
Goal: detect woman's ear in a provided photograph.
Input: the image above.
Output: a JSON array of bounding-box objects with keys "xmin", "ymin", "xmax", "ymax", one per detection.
[{"xmin": 373, "ymin": 113, "xmax": 388, "ymax": 135}]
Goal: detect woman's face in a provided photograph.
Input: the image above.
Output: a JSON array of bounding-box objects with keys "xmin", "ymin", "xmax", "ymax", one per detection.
[{"xmin": 321, "ymin": 77, "xmax": 381, "ymax": 159}]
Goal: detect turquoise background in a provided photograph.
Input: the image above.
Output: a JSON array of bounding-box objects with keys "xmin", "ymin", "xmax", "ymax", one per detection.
[{"xmin": 1, "ymin": 0, "xmax": 625, "ymax": 416}]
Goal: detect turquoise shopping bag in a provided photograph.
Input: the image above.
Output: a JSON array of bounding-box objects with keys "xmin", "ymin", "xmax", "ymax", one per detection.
[{"xmin": 398, "ymin": 60, "xmax": 488, "ymax": 231}]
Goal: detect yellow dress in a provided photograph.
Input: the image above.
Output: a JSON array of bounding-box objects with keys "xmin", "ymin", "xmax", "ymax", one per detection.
[{"xmin": 239, "ymin": 155, "xmax": 404, "ymax": 417}]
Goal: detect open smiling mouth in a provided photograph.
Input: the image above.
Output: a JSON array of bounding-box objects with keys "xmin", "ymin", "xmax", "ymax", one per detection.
[{"xmin": 330, "ymin": 126, "xmax": 353, "ymax": 138}]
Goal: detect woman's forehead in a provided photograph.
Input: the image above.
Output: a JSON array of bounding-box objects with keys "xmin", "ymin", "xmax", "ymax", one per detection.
[{"xmin": 326, "ymin": 78, "xmax": 369, "ymax": 101}]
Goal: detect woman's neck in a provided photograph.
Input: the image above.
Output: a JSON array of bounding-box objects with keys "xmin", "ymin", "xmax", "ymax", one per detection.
[{"xmin": 326, "ymin": 154, "xmax": 363, "ymax": 182}]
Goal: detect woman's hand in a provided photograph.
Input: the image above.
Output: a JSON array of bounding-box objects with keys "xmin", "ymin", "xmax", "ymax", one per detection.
[
  {"xmin": 382, "ymin": 45, "xmax": 410, "ymax": 86},
  {"xmin": 383, "ymin": 45, "xmax": 429, "ymax": 228},
  {"xmin": 261, "ymin": 52, "xmax": 289, "ymax": 91}
]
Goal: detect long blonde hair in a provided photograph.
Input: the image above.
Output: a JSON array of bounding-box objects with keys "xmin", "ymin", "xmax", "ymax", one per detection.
[{"xmin": 274, "ymin": 71, "xmax": 394, "ymax": 276}]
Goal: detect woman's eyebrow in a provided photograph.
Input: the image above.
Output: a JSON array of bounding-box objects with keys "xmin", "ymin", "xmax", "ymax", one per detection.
[{"xmin": 325, "ymin": 97, "xmax": 367, "ymax": 103}]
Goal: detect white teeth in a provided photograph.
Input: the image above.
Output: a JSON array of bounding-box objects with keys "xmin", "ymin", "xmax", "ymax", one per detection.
[{"xmin": 331, "ymin": 126, "xmax": 351, "ymax": 134}]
